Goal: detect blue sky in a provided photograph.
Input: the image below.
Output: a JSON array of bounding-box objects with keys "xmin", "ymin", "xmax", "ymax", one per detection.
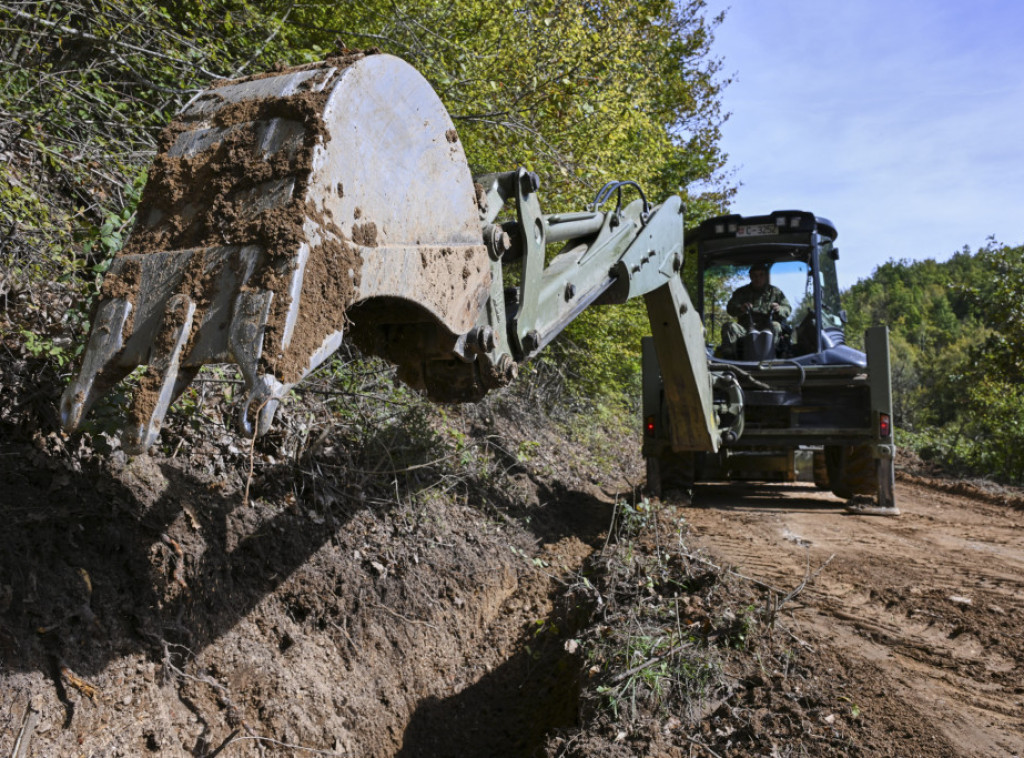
[{"xmin": 703, "ymin": 0, "xmax": 1024, "ymax": 289}]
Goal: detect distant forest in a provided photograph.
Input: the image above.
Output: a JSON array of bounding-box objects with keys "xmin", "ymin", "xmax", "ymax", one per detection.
[{"xmin": 843, "ymin": 243, "xmax": 1024, "ymax": 482}]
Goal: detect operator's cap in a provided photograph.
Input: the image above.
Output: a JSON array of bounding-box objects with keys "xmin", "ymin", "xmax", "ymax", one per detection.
[{"xmin": 749, "ymin": 262, "xmax": 770, "ymax": 274}]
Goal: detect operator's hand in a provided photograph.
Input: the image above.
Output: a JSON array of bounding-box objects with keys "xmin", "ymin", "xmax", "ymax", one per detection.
[
  {"xmin": 770, "ymin": 303, "xmax": 780, "ymax": 314},
  {"xmin": 743, "ymin": 302, "xmax": 754, "ymax": 313}
]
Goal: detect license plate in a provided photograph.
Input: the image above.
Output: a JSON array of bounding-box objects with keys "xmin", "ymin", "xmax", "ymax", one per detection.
[{"xmin": 736, "ymin": 223, "xmax": 778, "ymax": 237}]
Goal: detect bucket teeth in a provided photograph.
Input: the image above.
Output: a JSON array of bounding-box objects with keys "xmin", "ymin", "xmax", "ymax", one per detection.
[
  {"xmin": 229, "ymin": 290, "xmax": 274, "ymax": 388},
  {"xmin": 228, "ymin": 289, "xmax": 288, "ymax": 437},
  {"xmin": 60, "ymin": 297, "xmax": 133, "ymax": 432},
  {"xmin": 124, "ymin": 294, "xmax": 196, "ymax": 454},
  {"xmin": 239, "ymin": 375, "xmax": 287, "ymax": 440}
]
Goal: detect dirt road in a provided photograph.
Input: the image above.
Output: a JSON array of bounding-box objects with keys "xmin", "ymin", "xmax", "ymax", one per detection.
[{"xmin": 680, "ymin": 478, "xmax": 1024, "ymax": 757}]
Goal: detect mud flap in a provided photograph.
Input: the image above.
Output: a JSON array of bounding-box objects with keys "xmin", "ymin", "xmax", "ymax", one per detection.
[
  {"xmin": 876, "ymin": 448, "xmax": 896, "ymax": 511},
  {"xmin": 840, "ymin": 444, "xmax": 899, "ymax": 517}
]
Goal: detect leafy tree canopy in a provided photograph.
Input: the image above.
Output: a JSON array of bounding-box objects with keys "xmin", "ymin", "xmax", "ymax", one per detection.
[
  {"xmin": 279, "ymin": 0, "xmax": 732, "ymax": 213},
  {"xmin": 2, "ymin": 0, "xmax": 733, "ymax": 400},
  {"xmin": 843, "ymin": 242, "xmax": 1024, "ymax": 482}
]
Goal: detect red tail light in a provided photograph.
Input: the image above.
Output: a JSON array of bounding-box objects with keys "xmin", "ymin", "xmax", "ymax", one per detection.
[
  {"xmin": 645, "ymin": 415, "xmax": 656, "ymax": 436},
  {"xmin": 879, "ymin": 412, "xmax": 891, "ymax": 439}
]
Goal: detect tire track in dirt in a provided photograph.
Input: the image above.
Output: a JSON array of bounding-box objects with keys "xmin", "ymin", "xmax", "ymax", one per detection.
[{"xmin": 679, "ymin": 479, "xmax": 1024, "ymax": 758}]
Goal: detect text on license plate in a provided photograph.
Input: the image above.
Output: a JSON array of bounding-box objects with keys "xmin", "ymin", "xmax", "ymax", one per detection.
[{"xmin": 736, "ymin": 223, "xmax": 778, "ymax": 237}]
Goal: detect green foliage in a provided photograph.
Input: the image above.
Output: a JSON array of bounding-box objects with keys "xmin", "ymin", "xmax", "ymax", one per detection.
[
  {"xmin": 278, "ymin": 0, "xmax": 734, "ymax": 400},
  {"xmin": 614, "ymin": 497, "xmax": 657, "ymax": 540},
  {"xmin": 561, "ymin": 298, "xmax": 651, "ymax": 400},
  {"xmin": 18, "ymin": 327, "xmax": 70, "ymax": 365},
  {"xmin": 595, "ymin": 630, "xmax": 713, "ymax": 719},
  {"xmin": 282, "ymin": 0, "xmax": 731, "ymax": 208},
  {"xmin": 900, "ymin": 375, "xmax": 1024, "ymax": 480},
  {"xmin": 2, "ymin": 0, "xmax": 733, "ymax": 431},
  {"xmin": 0, "ymin": 0, "xmax": 294, "ymax": 341},
  {"xmin": 843, "ymin": 251, "xmax": 991, "ymax": 429},
  {"xmin": 844, "ymin": 242, "xmax": 1024, "ymax": 482},
  {"xmin": 968, "ymin": 242, "xmax": 1024, "ymax": 378},
  {"xmin": 579, "ymin": 502, "xmax": 739, "ymax": 728}
]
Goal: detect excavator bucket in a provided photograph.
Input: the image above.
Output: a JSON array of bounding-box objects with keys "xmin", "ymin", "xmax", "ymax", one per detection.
[{"xmin": 61, "ymin": 52, "xmax": 492, "ymax": 452}]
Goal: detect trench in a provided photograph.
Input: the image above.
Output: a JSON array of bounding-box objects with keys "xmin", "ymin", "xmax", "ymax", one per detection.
[{"xmin": 391, "ymin": 497, "xmax": 611, "ymax": 757}]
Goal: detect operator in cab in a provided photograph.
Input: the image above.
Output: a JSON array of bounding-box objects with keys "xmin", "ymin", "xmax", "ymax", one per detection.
[{"xmin": 719, "ymin": 262, "xmax": 792, "ymax": 358}]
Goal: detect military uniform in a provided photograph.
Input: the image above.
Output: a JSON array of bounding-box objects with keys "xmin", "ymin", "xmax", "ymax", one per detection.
[{"xmin": 720, "ymin": 283, "xmax": 792, "ymax": 357}]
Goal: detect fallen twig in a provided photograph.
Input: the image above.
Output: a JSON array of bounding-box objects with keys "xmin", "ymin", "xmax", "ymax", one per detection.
[
  {"xmin": 776, "ymin": 621, "xmax": 815, "ymax": 652},
  {"xmin": 765, "ymin": 551, "xmax": 836, "ymax": 630},
  {"xmin": 206, "ymin": 728, "xmax": 241, "ymax": 758},
  {"xmin": 371, "ymin": 602, "xmax": 439, "ymax": 630},
  {"xmin": 242, "ymin": 398, "xmax": 269, "ymax": 507},
  {"xmin": 12, "ymin": 701, "xmax": 39, "ymax": 758},
  {"xmin": 218, "ymin": 734, "xmax": 339, "ymax": 756},
  {"xmin": 160, "ymin": 533, "xmax": 188, "ymax": 588},
  {"xmin": 685, "ymin": 734, "xmax": 725, "ymax": 758},
  {"xmin": 780, "ymin": 552, "xmax": 835, "ymax": 608},
  {"xmin": 60, "ymin": 666, "xmax": 99, "ymax": 700}
]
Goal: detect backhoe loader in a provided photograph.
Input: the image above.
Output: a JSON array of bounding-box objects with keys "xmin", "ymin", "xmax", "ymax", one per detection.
[
  {"xmin": 60, "ymin": 51, "xmax": 897, "ymax": 514},
  {"xmin": 642, "ymin": 212, "xmax": 897, "ymax": 514}
]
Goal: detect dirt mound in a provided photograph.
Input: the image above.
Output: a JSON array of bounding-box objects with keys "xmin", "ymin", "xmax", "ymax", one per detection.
[
  {"xmin": 541, "ymin": 499, "xmax": 969, "ymax": 757},
  {"xmin": 0, "ymin": 332, "xmax": 623, "ymax": 756},
  {"xmin": 897, "ymin": 447, "xmax": 1024, "ymax": 508}
]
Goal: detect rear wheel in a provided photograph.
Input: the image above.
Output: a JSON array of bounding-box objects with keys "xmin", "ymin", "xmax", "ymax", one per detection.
[
  {"xmin": 825, "ymin": 445, "xmax": 876, "ymax": 499},
  {"xmin": 812, "ymin": 449, "xmax": 830, "ymax": 489},
  {"xmin": 646, "ymin": 451, "xmax": 696, "ymax": 500},
  {"xmin": 646, "ymin": 456, "xmax": 663, "ymax": 499}
]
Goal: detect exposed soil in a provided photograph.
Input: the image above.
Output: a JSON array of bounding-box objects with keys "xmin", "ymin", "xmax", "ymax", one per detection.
[
  {"xmin": 0, "ymin": 448, "xmax": 534, "ymax": 756},
  {"xmin": 0, "ymin": 337, "xmax": 627, "ymax": 757},
  {"xmin": 672, "ymin": 475, "xmax": 1024, "ymax": 757},
  {"xmin": 2, "ymin": 314, "xmax": 1023, "ymax": 757}
]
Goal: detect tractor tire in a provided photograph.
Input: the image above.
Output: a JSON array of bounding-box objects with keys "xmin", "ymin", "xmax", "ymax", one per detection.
[
  {"xmin": 812, "ymin": 450, "xmax": 830, "ymax": 489},
  {"xmin": 647, "ymin": 451, "xmax": 696, "ymax": 500},
  {"xmin": 825, "ymin": 445, "xmax": 876, "ymax": 500},
  {"xmin": 646, "ymin": 456, "xmax": 663, "ymax": 499}
]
